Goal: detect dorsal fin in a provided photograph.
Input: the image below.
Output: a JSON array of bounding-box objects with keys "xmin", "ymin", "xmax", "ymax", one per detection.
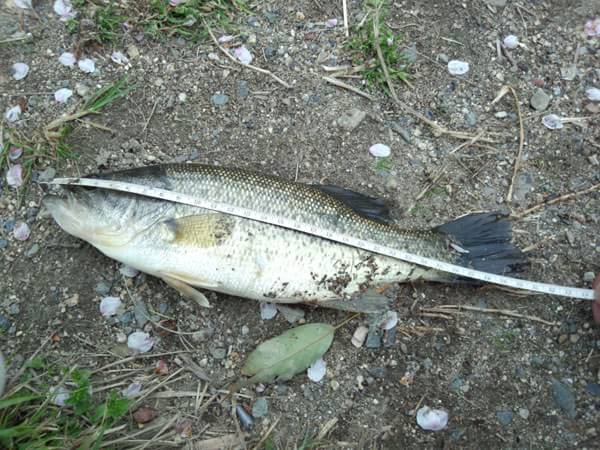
[{"xmin": 313, "ymin": 184, "xmax": 391, "ymax": 224}]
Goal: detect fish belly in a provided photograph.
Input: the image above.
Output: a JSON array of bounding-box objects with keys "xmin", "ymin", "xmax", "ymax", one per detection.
[{"xmin": 105, "ymin": 218, "xmax": 438, "ymax": 305}]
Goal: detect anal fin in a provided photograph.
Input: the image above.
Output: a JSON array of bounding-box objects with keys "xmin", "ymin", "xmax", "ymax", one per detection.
[{"xmin": 160, "ymin": 272, "xmax": 211, "ymax": 308}]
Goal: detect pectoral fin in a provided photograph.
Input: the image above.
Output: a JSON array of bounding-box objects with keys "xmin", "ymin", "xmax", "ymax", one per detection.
[
  {"xmin": 162, "ymin": 214, "xmax": 234, "ymax": 248},
  {"xmin": 161, "ymin": 272, "xmax": 211, "ymax": 308}
]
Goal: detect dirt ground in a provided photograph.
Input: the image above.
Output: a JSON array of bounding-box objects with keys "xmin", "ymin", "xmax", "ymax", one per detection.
[{"xmin": 1, "ymin": 0, "xmax": 600, "ymax": 448}]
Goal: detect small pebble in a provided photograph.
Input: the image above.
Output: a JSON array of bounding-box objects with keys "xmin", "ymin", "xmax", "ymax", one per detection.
[
  {"xmin": 585, "ymin": 383, "xmax": 600, "ymax": 397},
  {"xmin": 330, "ymin": 380, "xmax": 340, "ymax": 390},
  {"xmin": 95, "ymin": 281, "xmax": 111, "ymax": 296},
  {"xmin": 241, "ymin": 325, "xmax": 250, "ymax": 335},
  {"xmin": 252, "ymin": 397, "xmax": 268, "ymax": 418},
  {"xmin": 496, "ymin": 410, "xmax": 513, "ymax": 426},
  {"xmin": 210, "ymin": 347, "xmax": 226, "ymax": 360},
  {"xmin": 25, "ymin": 243, "xmax": 39, "ymax": 257},
  {"xmin": 211, "ymin": 93, "xmax": 229, "ymax": 107},
  {"xmin": 365, "ymin": 329, "xmax": 382, "ymax": 349},
  {"xmin": 552, "ymin": 378, "xmax": 576, "ymax": 419},
  {"xmin": 0, "ymin": 315, "xmax": 11, "ymax": 332},
  {"xmin": 530, "ymin": 88, "xmax": 551, "ymax": 111},
  {"xmin": 0, "ymin": 239, "xmax": 8, "ymax": 249},
  {"xmin": 518, "ymin": 407, "xmax": 530, "ymax": 419},
  {"xmin": 351, "ymin": 325, "xmax": 368, "ymax": 348},
  {"xmin": 495, "ymin": 111, "xmax": 508, "ymax": 118}
]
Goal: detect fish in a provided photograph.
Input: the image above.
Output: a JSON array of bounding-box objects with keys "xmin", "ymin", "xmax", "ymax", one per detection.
[{"xmin": 42, "ymin": 164, "xmax": 525, "ymax": 313}]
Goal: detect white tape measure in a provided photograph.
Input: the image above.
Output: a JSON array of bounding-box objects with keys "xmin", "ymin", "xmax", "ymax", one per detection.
[{"xmin": 47, "ymin": 177, "xmax": 595, "ymax": 301}]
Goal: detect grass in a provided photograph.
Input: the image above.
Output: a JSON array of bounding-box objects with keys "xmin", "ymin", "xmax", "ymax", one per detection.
[
  {"xmin": 346, "ymin": 0, "xmax": 411, "ymax": 95},
  {"xmin": 373, "ymin": 156, "xmax": 392, "ymax": 172},
  {"xmin": 0, "ymin": 357, "xmax": 132, "ymax": 449},
  {"xmin": 490, "ymin": 329, "xmax": 520, "ymax": 351},
  {"xmin": 1, "ymin": 77, "xmax": 133, "ymax": 187}
]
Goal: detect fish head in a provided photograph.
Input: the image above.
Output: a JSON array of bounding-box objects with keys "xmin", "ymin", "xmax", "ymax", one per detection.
[{"xmin": 42, "ymin": 186, "xmax": 161, "ymax": 249}]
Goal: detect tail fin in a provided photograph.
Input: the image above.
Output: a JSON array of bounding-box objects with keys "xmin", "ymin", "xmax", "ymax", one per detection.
[{"xmin": 435, "ymin": 212, "xmax": 526, "ymax": 276}]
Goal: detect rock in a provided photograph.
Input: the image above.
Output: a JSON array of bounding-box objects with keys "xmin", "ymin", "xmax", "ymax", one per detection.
[
  {"xmin": 75, "ymin": 82, "xmax": 91, "ymax": 98},
  {"xmin": 496, "ymin": 410, "xmax": 513, "ymax": 426},
  {"xmin": 0, "ymin": 315, "xmax": 12, "ymax": 332},
  {"xmin": 276, "ymin": 305, "xmax": 305, "ymax": 323},
  {"xmin": 512, "ymin": 172, "xmax": 534, "ymax": 202},
  {"xmin": 118, "ymin": 311, "xmax": 134, "ymax": 324},
  {"xmin": 495, "ymin": 111, "xmax": 508, "ymax": 118},
  {"xmin": 351, "ymin": 325, "xmax": 368, "ymax": 348},
  {"xmin": 530, "ymin": 88, "xmax": 551, "ymax": 111},
  {"xmin": 252, "ymin": 397, "xmax": 268, "ymax": 418},
  {"xmin": 585, "ymin": 383, "xmax": 600, "ymax": 397},
  {"xmin": 589, "ymin": 155, "xmax": 599, "ymax": 166},
  {"xmin": 133, "ymin": 298, "xmax": 150, "ymax": 327},
  {"xmin": 264, "ymin": 47, "xmax": 275, "ymax": 58},
  {"xmin": 9, "ymin": 303, "xmax": 20, "ymax": 315},
  {"xmin": 337, "ymin": 108, "xmax": 367, "ymax": 131},
  {"xmin": 450, "ymin": 377, "xmax": 464, "ymax": 392},
  {"xmin": 552, "ymin": 378, "xmax": 576, "ymax": 419},
  {"xmin": 241, "ymin": 325, "xmax": 249, "ymax": 335},
  {"xmin": 465, "ymin": 111, "xmax": 477, "ymax": 127},
  {"xmin": 483, "ymin": 0, "xmax": 507, "ymax": 6},
  {"xmin": 365, "ymin": 329, "xmax": 382, "ymax": 349},
  {"xmin": 25, "ymin": 243, "xmax": 39, "ymax": 257},
  {"xmin": 437, "ymin": 53, "xmax": 449, "ymax": 63},
  {"xmin": 384, "ymin": 177, "xmax": 398, "ymax": 192},
  {"xmin": 275, "ymin": 384, "xmax": 288, "ymax": 395},
  {"xmin": 95, "ymin": 281, "xmax": 111, "ymax": 296},
  {"xmin": 127, "ymin": 44, "xmax": 140, "ymax": 60},
  {"xmin": 383, "ymin": 326, "xmax": 397, "ymax": 347},
  {"xmin": 211, "ymin": 93, "xmax": 229, "ymax": 107},
  {"xmin": 0, "ymin": 239, "xmax": 8, "ymax": 249},
  {"xmin": 422, "ymin": 358, "xmax": 433, "ymax": 370},
  {"xmin": 237, "ymin": 80, "xmax": 249, "ymax": 98},
  {"xmin": 37, "ymin": 167, "xmax": 56, "ymax": 183},
  {"xmin": 518, "ymin": 407, "xmax": 530, "ymax": 419},
  {"xmin": 330, "ymin": 380, "xmax": 340, "ymax": 390},
  {"xmin": 158, "ymin": 302, "xmax": 169, "ymax": 314},
  {"xmin": 210, "ymin": 346, "xmax": 226, "ymax": 360},
  {"xmin": 369, "ymin": 367, "xmax": 386, "ymax": 378}
]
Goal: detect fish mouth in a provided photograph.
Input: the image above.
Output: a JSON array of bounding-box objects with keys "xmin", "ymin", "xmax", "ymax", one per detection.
[{"xmin": 42, "ymin": 191, "xmax": 130, "ymax": 248}]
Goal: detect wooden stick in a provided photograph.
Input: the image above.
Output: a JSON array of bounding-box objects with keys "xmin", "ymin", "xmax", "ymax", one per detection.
[
  {"xmin": 506, "ymin": 87, "xmax": 525, "ymax": 203},
  {"xmin": 323, "ymin": 76, "xmax": 375, "ymax": 100},
  {"xmin": 251, "ymin": 417, "xmax": 280, "ymax": 450},
  {"xmin": 204, "ymin": 22, "xmax": 291, "ymax": 89},
  {"xmin": 342, "ymin": 0, "xmax": 349, "ymax": 37},
  {"xmin": 512, "ymin": 182, "xmax": 600, "ymax": 219},
  {"xmin": 425, "ymin": 305, "xmax": 557, "ymax": 326},
  {"xmin": 372, "ymin": 4, "xmax": 399, "ymax": 102}
]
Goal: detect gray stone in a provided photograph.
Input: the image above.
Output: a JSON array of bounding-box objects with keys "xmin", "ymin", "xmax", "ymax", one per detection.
[
  {"xmin": 422, "ymin": 358, "xmax": 433, "ymax": 370},
  {"xmin": 0, "ymin": 315, "xmax": 11, "ymax": 332},
  {"xmin": 585, "ymin": 383, "xmax": 600, "ymax": 397},
  {"xmin": 584, "ymin": 272, "xmax": 595, "ymax": 283},
  {"xmin": 252, "ymin": 397, "xmax": 268, "ymax": 418},
  {"xmin": 518, "ymin": 407, "xmax": 530, "ymax": 419},
  {"xmin": 158, "ymin": 303, "xmax": 169, "ymax": 314},
  {"xmin": 465, "ymin": 111, "xmax": 478, "ymax": 127},
  {"xmin": 237, "ymin": 81, "xmax": 250, "ymax": 98},
  {"xmin": 484, "ymin": 0, "xmax": 507, "ymax": 6},
  {"xmin": 211, "ymin": 93, "xmax": 229, "ymax": 107},
  {"xmin": 118, "ymin": 311, "xmax": 134, "ymax": 324},
  {"xmin": 210, "ymin": 346, "xmax": 226, "ymax": 360},
  {"xmin": 275, "ymin": 384, "xmax": 288, "ymax": 395},
  {"xmin": 365, "ymin": 330, "xmax": 382, "ymax": 349},
  {"xmin": 496, "ymin": 410, "xmax": 513, "ymax": 426},
  {"xmin": 369, "ymin": 367, "xmax": 386, "ymax": 378},
  {"xmin": 0, "ymin": 239, "xmax": 8, "ymax": 249},
  {"xmin": 451, "ymin": 377, "xmax": 464, "ymax": 392},
  {"xmin": 37, "ymin": 167, "xmax": 56, "ymax": 183},
  {"xmin": 530, "ymin": 88, "xmax": 551, "ymax": 111},
  {"xmin": 241, "ymin": 325, "xmax": 249, "ymax": 335},
  {"xmin": 3, "ymin": 219, "xmax": 15, "ymax": 232},
  {"xmin": 9, "ymin": 303, "xmax": 20, "ymax": 315},
  {"xmin": 552, "ymin": 378, "xmax": 576, "ymax": 419},
  {"xmin": 95, "ymin": 281, "xmax": 111, "ymax": 296},
  {"xmin": 384, "ymin": 177, "xmax": 398, "ymax": 192},
  {"xmin": 25, "ymin": 243, "xmax": 39, "ymax": 257},
  {"xmin": 133, "ymin": 298, "xmax": 150, "ymax": 327},
  {"xmin": 390, "ymin": 123, "xmax": 412, "ymax": 143},
  {"xmin": 75, "ymin": 82, "xmax": 91, "ymax": 98},
  {"xmin": 437, "ymin": 53, "xmax": 449, "ymax": 64},
  {"xmin": 276, "ymin": 305, "xmax": 305, "ymax": 323},
  {"xmin": 512, "ymin": 172, "xmax": 534, "ymax": 202},
  {"xmin": 336, "ymin": 108, "xmax": 367, "ymax": 131}
]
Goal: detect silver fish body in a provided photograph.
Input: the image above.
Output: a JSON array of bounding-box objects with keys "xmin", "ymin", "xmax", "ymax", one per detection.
[{"xmin": 43, "ymin": 164, "xmax": 524, "ymax": 312}]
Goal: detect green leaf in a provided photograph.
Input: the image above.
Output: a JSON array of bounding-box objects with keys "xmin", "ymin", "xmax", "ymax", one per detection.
[
  {"xmin": 241, "ymin": 323, "xmax": 335, "ymax": 385},
  {"xmin": 0, "ymin": 394, "xmax": 40, "ymax": 410}
]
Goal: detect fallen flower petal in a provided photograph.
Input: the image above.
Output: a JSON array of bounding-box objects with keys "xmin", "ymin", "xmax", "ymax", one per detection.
[
  {"xmin": 121, "ymin": 382, "xmax": 142, "ymax": 398},
  {"xmin": 14, "ymin": 0, "xmax": 33, "ymax": 9},
  {"xmin": 127, "ymin": 331, "xmax": 154, "ymax": 353},
  {"xmin": 154, "ymin": 359, "xmax": 169, "ymax": 375},
  {"xmin": 169, "ymin": 0, "xmax": 186, "ymax": 5},
  {"xmin": 53, "ymin": 0, "xmax": 76, "ymax": 20},
  {"xmin": 11, "ymin": 62, "xmax": 29, "ymax": 81},
  {"xmin": 369, "ymin": 143, "xmax": 391, "ymax": 158},
  {"xmin": 119, "ymin": 265, "xmax": 139, "ymax": 278},
  {"xmin": 448, "ymin": 60, "xmax": 470, "ymax": 75},
  {"xmin": 100, "ymin": 296, "xmax": 122, "ymax": 317},
  {"xmin": 218, "ymin": 35, "xmax": 235, "ymax": 43},
  {"xmin": 503, "ymin": 35, "xmax": 519, "ymax": 49},
  {"xmin": 54, "ymin": 88, "xmax": 73, "ymax": 103},
  {"xmin": 542, "ymin": 114, "xmax": 564, "ymax": 130},
  {"xmin": 111, "ymin": 51, "xmax": 129, "ymax": 65},
  {"xmin": 584, "ymin": 19, "xmax": 600, "ymax": 37},
  {"xmin": 586, "ymin": 87, "xmax": 600, "ymax": 102},
  {"xmin": 260, "ymin": 302, "xmax": 278, "ymax": 320},
  {"xmin": 6, "ymin": 164, "xmax": 23, "ymax": 187},
  {"xmin": 58, "ymin": 52, "xmax": 77, "ymax": 67},
  {"xmin": 5, "ymin": 105, "xmax": 22, "ymax": 123},
  {"xmin": 234, "ymin": 46, "xmax": 253, "ymax": 65},
  {"xmin": 307, "ymin": 358, "xmax": 327, "ymax": 382},
  {"xmin": 325, "ymin": 18, "xmax": 338, "ymax": 28},
  {"xmin": 380, "ymin": 310, "xmax": 398, "ymax": 330},
  {"xmin": 417, "ymin": 406, "xmax": 449, "ymax": 431},
  {"xmin": 13, "ymin": 222, "xmax": 30, "ymax": 241},
  {"xmin": 78, "ymin": 58, "xmax": 95, "ymax": 73},
  {"xmin": 8, "ymin": 147, "xmax": 23, "ymax": 161},
  {"xmin": 49, "ymin": 386, "xmax": 71, "ymax": 406}
]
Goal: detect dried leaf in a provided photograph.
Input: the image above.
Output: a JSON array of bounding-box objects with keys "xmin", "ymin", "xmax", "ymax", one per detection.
[{"xmin": 241, "ymin": 323, "xmax": 335, "ymax": 385}]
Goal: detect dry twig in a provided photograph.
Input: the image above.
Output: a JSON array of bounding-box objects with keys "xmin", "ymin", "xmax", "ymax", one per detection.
[
  {"xmin": 422, "ymin": 305, "xmax": 558, "ymax": 326},
  {"xmin": 204, "ymin": 22, "xmax": 291, "ymax": 89},
  {"xmin": 512, "ymin": 182, "xmax": 600, "ymax": 219},
  {"xmin": 323, "ymin": 76, "xmax": 375, "ymax": 100},
  {"xmin": 342, "ymin": 0, "xmax": 349, "ymax": 37}
]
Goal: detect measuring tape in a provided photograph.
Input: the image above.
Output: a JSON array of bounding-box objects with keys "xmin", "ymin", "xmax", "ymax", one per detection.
[{"xmin": 47, "ymin": 177, "xmax": 595, "ymax": 301}]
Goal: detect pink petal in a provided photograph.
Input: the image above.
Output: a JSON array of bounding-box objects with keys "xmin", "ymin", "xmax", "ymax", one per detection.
[
  {"xmin": 307, "ymin": 358, "xmax": 327, "ymax": 382},
  {"xmin": 448, "ymin": 60, "xmax": 470, "ymax": 75},
  {"xmin": 218, "ymin": 35, "xmax": 234, "ymax": 43},
  {"xmin": 584, "ymin": 19, "xmax": 600, "ymax": 37},
  {"xmin": 234, "ymin": 46, "xmax": 253, "ymax": 65},
  {"xmin": 416, "ymin": 406, "xmax": 449, "ymax": 431},
  {"xmin": 111, "ymin": 51, "xmax": 129, "ymax": 65},
  {"xmin": 121, "ymin": 382, "xmax": 142, "ymax": 398},
  {"xmin": 100, "ymin": 296, "xmax": 122, "ymax": 317},
  {"xmin": 260, "ymin": 302, "xmax": 277, "ymax": 320},
  {"xmin": 13, "ymin": 222, "xmax": 30, "ymax": 241},
  {"xmin": 369, "ymin": 143, "xmax": 391, "ymax": 157},
  {"xmin": 380, "ymin": 310, "xmax": 398, "ymax": 330},
  {"xmin": 58, "ymin": 52, "xmax": 77, "ymax": 67},
  {"xmin": 127, "ymin": 331, "xmax": 154, "ymax": 353},
  {"xmin": 325, "ymin": 18, "xmax": 337, "ymax": 28},
  {"xmin": 49, "ymin": 386, "xmax": 71, "ymax": 406},
  {"xmin": 6, "ymin": 164, "xmax": 23, "ymax": 187},
  {"xmin": 503, "ymin": 35, "xmax": 519, "ymax": 49},
  {"xmin": 14, "ymin": 0, "xmax": 33, "ymax": 9},
  {"xmin": 5, "ymin": 105, "xmax": 22, "ymax": 123},
  {"xmin": 54, "ymin": 88, "xmax": 73, "ymax": 103},
  {"xmin": 586, "ymin": 87, "xmax": 600, "ymax": 102},
  {"xmin": 11, "ymin": 62, "xmax": 29, "ymax": 81},
  {"xmin": 8, "ymin": 147, "xmax": 23, "ymax": 161},
  {"xmin": 78, "ymin": 58, "xmax": 95, "ymax": 73},
  {"xmin": 542, "ymin": 114, "xmax": 564, "ymax": 130}
]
